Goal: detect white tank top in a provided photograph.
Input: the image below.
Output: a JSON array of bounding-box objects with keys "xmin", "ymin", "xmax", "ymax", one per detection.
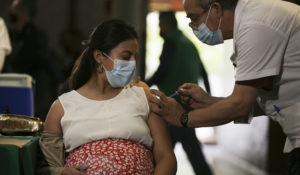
[{"xmin": 59, "ymin": 86, "xmax": 153, "ymax": 152}]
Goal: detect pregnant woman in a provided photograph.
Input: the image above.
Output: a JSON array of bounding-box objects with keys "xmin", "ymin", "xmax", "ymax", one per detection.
[{"xmin": 39, "ymin": 19, "xmax": 176, "ymax": 175}]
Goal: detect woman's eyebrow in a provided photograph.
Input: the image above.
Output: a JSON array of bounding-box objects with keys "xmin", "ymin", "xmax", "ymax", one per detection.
[{"xmin": 121, "ymin": 50, "xmax": 133, "ymax": 55}]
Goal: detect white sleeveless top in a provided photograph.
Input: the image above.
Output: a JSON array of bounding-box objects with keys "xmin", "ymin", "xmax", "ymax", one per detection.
[{"xmin": 59, "ymin": 86, "xmax": 153, "ymax": 152}]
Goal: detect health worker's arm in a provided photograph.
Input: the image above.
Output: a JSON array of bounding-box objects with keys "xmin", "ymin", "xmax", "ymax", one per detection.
[
  {"xmin": 188, "ymin": 83, "xmax": 258, "ymax": 127},
  {"xmin": 187, "ymin": 76, "xmax": 273, "ymax": 127}
]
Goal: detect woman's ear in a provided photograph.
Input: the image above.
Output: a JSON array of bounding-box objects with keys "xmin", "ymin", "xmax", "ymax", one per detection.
[
  {"xmin": 93, "ymin": 50, "xmax": 103, "ymax": 64},
  {"xmin": 213, "ymin": 2, "xmax": 223, "ymax": 17}
]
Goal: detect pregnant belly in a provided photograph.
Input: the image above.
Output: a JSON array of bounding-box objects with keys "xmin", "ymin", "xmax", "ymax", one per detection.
[{"xmin": 65, "ymin": 138, "xmax": 154, "ymax": 175}]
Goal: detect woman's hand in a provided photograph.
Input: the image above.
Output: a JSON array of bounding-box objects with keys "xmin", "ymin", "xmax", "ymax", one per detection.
[
  {"xmin": 178, "ymin": 83, "xmax": 211, "ymax": 109},
  {"xmin": 62, "ymin": 166, "xmax": 87, "ymax": 175}
]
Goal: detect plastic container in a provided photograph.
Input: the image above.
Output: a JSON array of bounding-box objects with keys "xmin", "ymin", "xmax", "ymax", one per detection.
[{"xmin": 0, "ymin": 73, "xmax": 34, "ymax": 116}]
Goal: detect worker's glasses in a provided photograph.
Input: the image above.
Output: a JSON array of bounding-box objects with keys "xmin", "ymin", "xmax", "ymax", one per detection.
[{"xmin": 187, "ymin": 10, "xmax": 207, "ymax": 30}]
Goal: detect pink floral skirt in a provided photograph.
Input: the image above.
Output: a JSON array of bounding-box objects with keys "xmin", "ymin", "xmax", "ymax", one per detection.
[{"xmin": 65, "ymin": 138, "xmax": 154, "ymax": 175}]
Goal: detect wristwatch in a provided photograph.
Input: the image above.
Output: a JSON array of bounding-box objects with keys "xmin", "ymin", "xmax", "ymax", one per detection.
[{"xmin": 180, "ymin": 112, "xmax": 189, "ymax": 127}]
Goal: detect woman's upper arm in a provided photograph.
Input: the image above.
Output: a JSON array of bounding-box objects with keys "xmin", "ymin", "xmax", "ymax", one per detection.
[
  {"xmin": 148, "ymin": 112, "xmax": 174, "ymax": 159},
  {"xmin": 44, "ymin": 100, "xmax": 64, "ymax": 134},
  {"xmin": 134, "ymin": 81, "xmax": 173, "ymax": 152},
  {"xmin": 131, "ymin": 81, "xmax": 173, "ymax": 152}
]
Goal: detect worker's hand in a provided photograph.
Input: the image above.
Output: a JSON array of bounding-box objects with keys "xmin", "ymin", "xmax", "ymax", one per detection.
[
  {"xmin": 130, "ymin": 76, "xmax": 141, "ymax": 86},
  {"xmin": 149, "ymin": 89, "xmax": 185, "ymax": 127},
  {"xmin": 178, "ymin": 83, "xmax": 211, "ymax": 109},
  {"xmin": 62, "ymin": 166, "xmax": 87, "ymax": 175}
]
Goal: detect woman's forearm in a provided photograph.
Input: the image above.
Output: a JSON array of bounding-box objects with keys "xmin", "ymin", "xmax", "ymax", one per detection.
[
  {"xmin": 154, "ymin": 152, "xmax": 177, "ymax": 175},
  {"xmin": 38, "ymin": 131, "xmax": 66, "ymax": 174}
]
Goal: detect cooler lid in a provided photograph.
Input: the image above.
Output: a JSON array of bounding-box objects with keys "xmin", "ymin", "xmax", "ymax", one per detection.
[{"xmin": 0, "ymin": 73, "xmax": 33, "ymax": 88}]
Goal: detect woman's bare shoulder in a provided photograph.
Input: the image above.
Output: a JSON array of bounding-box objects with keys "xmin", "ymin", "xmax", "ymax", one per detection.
[
  {"xmin": 130, "ymin": 80, "xmax": 152, "ymax": 98},
  {"xmin": 43, "ymin": 99, "xmax": 64, "ymax": 134}
]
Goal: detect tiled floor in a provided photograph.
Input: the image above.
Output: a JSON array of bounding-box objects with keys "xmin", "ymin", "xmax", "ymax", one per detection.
[{"xmin": 174, "ymin": 143, "xmax": 269, "ymax": 175}]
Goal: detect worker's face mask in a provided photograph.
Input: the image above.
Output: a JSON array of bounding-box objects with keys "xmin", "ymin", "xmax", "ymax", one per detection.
[
  {"xmin": 193, "ymin": 5, "xmax": 224, "ymax": 45},
  {"xmin": 102, "ymin": 52, "xmax": 136, "ymax": 88}
]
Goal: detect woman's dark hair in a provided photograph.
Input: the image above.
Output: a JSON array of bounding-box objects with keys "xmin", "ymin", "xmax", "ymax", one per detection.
[{"xmin": 69, "ymin": 19, "xmax": 138, "ymax": 90}]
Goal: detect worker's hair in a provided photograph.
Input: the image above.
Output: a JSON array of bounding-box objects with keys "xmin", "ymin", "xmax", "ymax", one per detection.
[
  {"xmin": 196, "ymin": 0, "xmax": 238, "ymax": 10},
  {"xmin": 159, "ymin": 11, "xmax": 178, "ymax": 29}
]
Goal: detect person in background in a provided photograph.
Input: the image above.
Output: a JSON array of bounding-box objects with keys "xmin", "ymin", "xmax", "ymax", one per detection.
[
  {"xmin": 0, "ymin": 17, "xmax": 11, "ymax": 72},
  {"xmin": 149, "ymin": 0, "xmax": 300, "ymax": 174},
  {"xmin": 146, "ymin": 11, "xmax": 212, "ymax": 175},
  {"xmin": 285, "ymin": 0, "xmax": 300, "ymax": 5},
  {"xmin": 3, "ymin": 0, "xmax": 61, "ymax": 120},
  {"xmin": 39, "ymin": 19, "xmax": 177, "ymax": 175}
]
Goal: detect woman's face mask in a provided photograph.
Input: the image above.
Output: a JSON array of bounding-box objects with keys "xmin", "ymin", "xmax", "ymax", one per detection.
[
  {"xmin": 193, "ymin": 5, "xmax": 224, "ymax": 45},
  {"xmin": 102, "ymin": 52, "xmax": 136, "ymax": 88}
]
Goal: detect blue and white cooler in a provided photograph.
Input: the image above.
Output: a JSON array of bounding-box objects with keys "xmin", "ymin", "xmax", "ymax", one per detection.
[{"xmin": 0, "ymin": 74, "xmax": 34, "ymax": 116}]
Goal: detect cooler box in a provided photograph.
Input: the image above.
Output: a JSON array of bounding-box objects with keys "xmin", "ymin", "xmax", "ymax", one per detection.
[{"xmin": 0, "ymin": 74, "xmax": 34, "ymax": 116}]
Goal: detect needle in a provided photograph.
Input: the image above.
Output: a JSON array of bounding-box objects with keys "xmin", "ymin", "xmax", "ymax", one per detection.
[{"xmin": 169, "ymin": 91, "xmax": 179, "ymax": 98}]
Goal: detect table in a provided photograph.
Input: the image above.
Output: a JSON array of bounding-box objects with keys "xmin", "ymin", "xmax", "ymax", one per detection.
[{"xmin": 0, "ymin": 136, "xmax": 40, "ymax": 175}]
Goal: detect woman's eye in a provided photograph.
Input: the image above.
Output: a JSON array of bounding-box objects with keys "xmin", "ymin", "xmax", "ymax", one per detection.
[
  {"xmin": 123, "ymin": 56, "xmax": 131, "ymax": 60},
  {"xmin": 192, "ymin": 16, "xmax": 199, "ymax": 22}
]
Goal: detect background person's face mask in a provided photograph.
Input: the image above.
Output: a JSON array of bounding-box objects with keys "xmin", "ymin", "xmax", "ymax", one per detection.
[
  {"xmin": 193, "ymin": 5, "xmax": 224, "ymax": 45},
  {"xmin": 103, "ymin": 52, "xmax": 136, "ymax": 88}
]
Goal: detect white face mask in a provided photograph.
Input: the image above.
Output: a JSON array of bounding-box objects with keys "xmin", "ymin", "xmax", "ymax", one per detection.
[
  {"xmin": 193, "ymin": 5, "xmax": 224, "ymax": 45},
  {"xmin": 102, "ymin": 52, "xmax": 136, "ymax": 88}
]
